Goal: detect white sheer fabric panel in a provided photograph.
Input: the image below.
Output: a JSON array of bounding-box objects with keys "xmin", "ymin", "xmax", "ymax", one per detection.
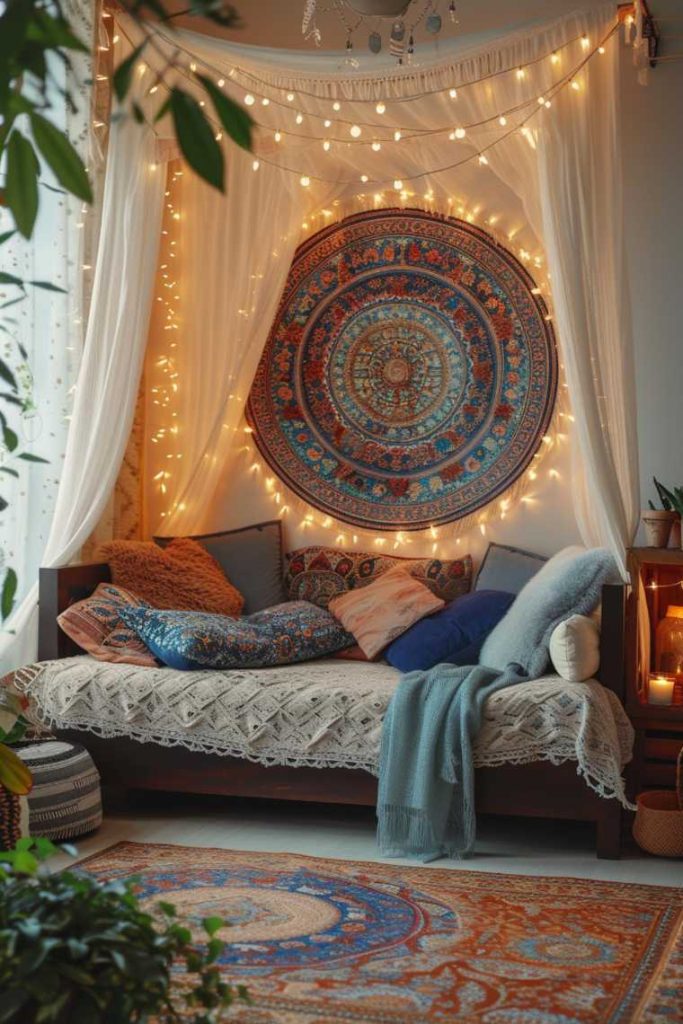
[
  {"xmin": 144, "ymin": 4, "xmax": 637, "ymax": 574},
  {"xmin": 0, "ymin": 120, "xmax": 164, "ymax": 673}
]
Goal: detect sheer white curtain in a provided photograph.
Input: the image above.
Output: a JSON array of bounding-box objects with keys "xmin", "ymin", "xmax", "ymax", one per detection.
[{"xmin": 146, "ymin": 4, "xmax": 638, "ymax": 573}]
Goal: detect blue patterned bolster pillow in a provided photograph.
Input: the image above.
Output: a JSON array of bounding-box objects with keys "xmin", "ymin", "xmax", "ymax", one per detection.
[{"xmin": 119, "ymin": 600, "xmax": 355, "ymax": 671}]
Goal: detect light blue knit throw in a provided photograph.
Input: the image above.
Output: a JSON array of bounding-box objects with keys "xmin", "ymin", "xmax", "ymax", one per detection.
[
  {"xmin": 377, "ymin": 547, "xmax": 620, "ymax": 860},
  {"xmin": 377, "ymin": 662, "xmax": 526, "ymax": 860}
]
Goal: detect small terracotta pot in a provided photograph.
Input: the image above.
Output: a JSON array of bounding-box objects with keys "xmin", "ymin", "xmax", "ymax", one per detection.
[{"xmin": 641, "ymin": 509, "xmax": 677, "ymax": 548}]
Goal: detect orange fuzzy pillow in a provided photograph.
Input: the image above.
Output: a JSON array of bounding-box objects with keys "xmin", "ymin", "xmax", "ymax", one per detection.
[
  {"xmin": 329, "ymin": 567, "xmax": 444, "ymax": 659},
  {"xmin": 96, "ymin": 538, "xmax": 244, "ymax": 616}
]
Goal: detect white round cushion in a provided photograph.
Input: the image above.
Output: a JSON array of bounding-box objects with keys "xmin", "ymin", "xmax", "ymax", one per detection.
[{"xmin": 549, "ymin": 614, "xmax": 600, "ymax": 682}]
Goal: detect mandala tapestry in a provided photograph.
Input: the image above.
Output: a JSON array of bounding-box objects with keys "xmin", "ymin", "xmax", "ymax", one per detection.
[{"xmin": 247, "ymin": 209, "xmax": 557, "ymax": 530}]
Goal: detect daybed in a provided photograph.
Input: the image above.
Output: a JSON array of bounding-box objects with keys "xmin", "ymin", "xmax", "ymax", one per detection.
[{"xmin": 14, "ymin": 561, "xmax": 634, "ymax": 859}]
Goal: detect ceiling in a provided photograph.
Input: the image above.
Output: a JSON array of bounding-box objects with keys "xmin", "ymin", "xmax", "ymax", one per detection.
[{"xmin": 169, "ymin": 0, "xmax": 615, "ymax": 52}]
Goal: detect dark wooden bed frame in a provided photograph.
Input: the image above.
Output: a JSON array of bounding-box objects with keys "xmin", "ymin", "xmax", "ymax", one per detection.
[{"xmin": 38, "ymin": 564, "xmax": 629, "ymax": 858}]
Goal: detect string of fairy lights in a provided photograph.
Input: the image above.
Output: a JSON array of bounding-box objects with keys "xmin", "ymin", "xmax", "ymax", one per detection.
[{"xmin": 101, "ymin": 7, "xmax": 627, "ymax": 552}]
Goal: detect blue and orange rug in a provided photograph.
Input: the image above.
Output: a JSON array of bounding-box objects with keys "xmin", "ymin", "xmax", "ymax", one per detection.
[{"xmin": 83, "ymin": 842, "xmax": 682, "ymax": 1023}]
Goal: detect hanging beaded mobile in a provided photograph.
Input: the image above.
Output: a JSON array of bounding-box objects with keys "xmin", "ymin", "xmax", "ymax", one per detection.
[{"xmin": 302, "ymin": 1, "xmax": 457, "ymax": 63}]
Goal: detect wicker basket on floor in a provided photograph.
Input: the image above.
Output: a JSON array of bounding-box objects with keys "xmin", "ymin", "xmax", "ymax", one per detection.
[{"xmin": 633, "ymin": 746, "xmax": 683, "ymax": 858}]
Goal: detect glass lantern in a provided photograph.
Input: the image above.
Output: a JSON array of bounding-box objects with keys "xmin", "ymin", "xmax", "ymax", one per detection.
[{"xmin": 655, "ymin": 605, "xmax": 683, "ymax": 678}]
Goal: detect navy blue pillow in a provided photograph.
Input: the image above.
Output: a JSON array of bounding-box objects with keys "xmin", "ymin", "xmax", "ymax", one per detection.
[{"xmin": 384, "ymin": 589, "xmax": 515, "ymax": 672}]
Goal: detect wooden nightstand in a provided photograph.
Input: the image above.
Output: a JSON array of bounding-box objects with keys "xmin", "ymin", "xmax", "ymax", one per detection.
[{"xmin": 626, "ymin": 548, "xmax": 683, "ymax": 794}]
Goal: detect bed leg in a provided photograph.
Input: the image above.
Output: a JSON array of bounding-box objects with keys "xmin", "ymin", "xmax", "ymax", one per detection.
[{"xmin": 596, "ymin": 801, "xmax": 622, "ymax": 859}]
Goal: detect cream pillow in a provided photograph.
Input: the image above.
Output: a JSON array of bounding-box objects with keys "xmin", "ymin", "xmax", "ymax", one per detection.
[
  {"xmin": 328, "ymin": 567, "xmax": 444, "ymax": 659},
  {"xmin": 549, "ymin": 614, "xmax": 600, "ymax": 682}
]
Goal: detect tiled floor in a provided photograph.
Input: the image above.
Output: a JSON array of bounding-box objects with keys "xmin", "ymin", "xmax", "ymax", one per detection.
[{"xmin": 62, "ymin": 793, "xmax": 683, "ymax": 886}]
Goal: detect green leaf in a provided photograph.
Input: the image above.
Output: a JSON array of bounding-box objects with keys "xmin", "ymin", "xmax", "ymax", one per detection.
[
  {"xmin": 1, "ymin": 568, "xmax": 18, "ymax": 620},
  {"xmin": 0, "ymin": 742, "xmax": 32, "ymax": 794},
  {"xmin": 0, "ymin": 466, "xmax": 19, "ymax": 477},
  {"xmin": 0, "ymin": 0, "xmax": 31, "ymax": 62},
  {"xmin": 30, "ymin": 112, "xmax": 92, "ymax": 203},
  {"xmin": 112, "ymin": 42, "xmax": 146, "ymax": 103},
  {"xmin": 3, "ymin": 424, "xmax": 19, "ymax": 451},
  {"xmin": 26, "ymin": 10, "xmax": 88, "ymax": 52},
  {"xmin": 0, "ymin": 230, "xmax": 16, "ymax": 246},
  {"xmin": 18, "ymin": 452, "xmax": 48, "ymax": 463},
  {"xmin": 28, "ymin": 280, "xmax": 66, "ymax": 293},
  {"xmin": 5, "ymin": 132, "xmax": 39, "ymax": 239},
  {"xmin": 0, "ymin": 360, "xmax": 18, "ymax": 389},
  {"xmin": 157, "ymin": 901, "xmax": 177, "ymax": 917},
  {"xmin": 202, "ymin": 915, "xmax": 224, "ymax": 937},
  {"xmin": 196, "ymin": 74, "xmax": 253, "ymax": 152},
  {"xmin": 170, "ymin": 88, "xmax": 224, "ymax": 192},
  {"xmin": 0, "ymin": 271, "xmax": 26, "ymax": 289}
]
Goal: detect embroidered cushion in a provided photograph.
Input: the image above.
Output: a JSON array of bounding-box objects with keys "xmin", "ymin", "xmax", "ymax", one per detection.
[
  {"xmin": 328, "ymin": 568, "xmax": 444, "ymax": 659},
  {"xmin": 120, "ymin": 600, "xmax": 354, "ymax": 671},
  {"xmin": 284, "ymin": 545, "xmax": 472, "ymax": 608},
  {"xmin": 57, "ymin": 583, "xmax": 157, "ymax": 667},
  {"xmin": 155, "ymin": 520, "xmax": 285, "ymax": 614},
  {"xmin": 385, "ymin": 589, "xmax": 515, "ymax": 672},
  {"xmin": 96, "ymin": 538, "xmax": 244, "ymax": 617}
]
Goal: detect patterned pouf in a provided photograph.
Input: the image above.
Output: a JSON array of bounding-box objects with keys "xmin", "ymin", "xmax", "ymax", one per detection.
[{"xmin": 15, "ymin": 740, "xmax": 102, "ymax": 841}]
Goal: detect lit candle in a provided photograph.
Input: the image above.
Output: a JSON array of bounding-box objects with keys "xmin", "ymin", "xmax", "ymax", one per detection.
[{"xmin": 648, "ymin": 674, "xmax": 675, "ymax": 706}]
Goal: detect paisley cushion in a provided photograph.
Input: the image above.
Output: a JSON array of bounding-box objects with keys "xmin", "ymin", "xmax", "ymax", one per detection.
[
  {"xmin": 120, "ymin": 601, "xmax": 354, "ymax": 671},
  {"xmin": 57, "ymin": 583, "xmax": 157, "ymax": 667},
  {"xmin": 284, "ymin": 545, "xmax": 472, "ymax": 608}
]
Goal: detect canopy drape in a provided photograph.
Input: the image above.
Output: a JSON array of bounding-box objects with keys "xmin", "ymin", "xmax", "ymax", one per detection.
[{"xmin": 1, "ymin": 2, "xmax": 640, "ymax": 670}]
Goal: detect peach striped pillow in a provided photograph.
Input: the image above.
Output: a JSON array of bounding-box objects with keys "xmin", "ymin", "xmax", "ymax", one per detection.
[{"xmin": 329, "ymin": 568, "xmax": 444, "ymax": 659}]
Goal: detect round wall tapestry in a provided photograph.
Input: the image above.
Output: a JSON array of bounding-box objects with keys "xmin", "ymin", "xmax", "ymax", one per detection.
[{"xmin": 247, "ymin": 209, "xmax": 557, "ymax": 530}]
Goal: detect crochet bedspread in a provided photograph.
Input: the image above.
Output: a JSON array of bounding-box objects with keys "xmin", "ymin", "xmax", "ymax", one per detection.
[{"xmin": 13, "ymin": 656, "xmax": 634, "ymax": 808}]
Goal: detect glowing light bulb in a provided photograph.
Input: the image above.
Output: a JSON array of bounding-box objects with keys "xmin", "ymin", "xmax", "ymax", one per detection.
[
  {"xmin": 550, "ymin": 51, "xmax": 560, "ymax": 65},
  {"xmin": 360, "ymin": 174, "xmax": 369, "ymax": 182},
  {"xmin": 372, "ymin": 141, "xmax": 381, "ymax": 151},
  {"xmin": 581, "ymin": 34, "xmax": 589, "ymax": 49},
  {"xmin": 350, "ymin": 124, "xmax": 361, "ymax": 137},
  {"xmin": 300, "ymin": 175, "xmax": 310, "ymax": 187},
  {"xmin": 544, "ymin": 100, "xmax": 551, "ymax": 108},
  {"xmin": 375, "ymin": 101, "xmax": 386, "ymax": 114},
  {"xmin": 455, "ymin": 127, "xmax": 466, "ymax": 139},
  {"xmin": 598, "ymin": 45, "xmax": 605, "ymax": 54},
  {"xmin": 394, "ymin": 130, "xmax": 402, "ymax": 142},
  {"xmin": 478, "ymin": 154, "xmax": 489, "ymax": 165},
  {"xmin": 498, "ymin": 115, "xmax": 507, "ymax": 126},
  {"xmin": 252, "ymin": 159, "xmax": 260, "ymax": 171},
  {"xmin": 274, "ymin": 130, "xmax": 282, "ymax": 142},
  {"xmin": 286, "ymin": 92, "xmax": 294, "ymax": 102},
  {"xmin": 332, "ymin": 101, "xmax": 341, "ymax": 111},
  {"xmin": 516, "ymin": 67, "xmax": 526, "ymax": 80},
  {"xmin": 190, "ymin": 61, "xmax": 197, "ymax": 72},
  {"xmin": 295, "ymin": 113, "xmax": 304, "ymax": 124},
  {"xmin": 244, "ymin": 94, "xmax": 255, "ymax": 106},
  {"xmin": 322, "ymin": 139, "xmax": 331, "ymax": 151},
  {"xmin": 261, "ymin": 97, "xmax": 270, "ymax": 106},
  {"xmin": 393, "ymin": 179, "xmax": 403, "ymax": 190},
  {"xmin": 324, "ymin": 118, "xmax": 332, "ymax": 127},
  {"xmin": 449, "ymin": 87, "xmax": 457, "ymax": 98},
  {"xmin": 217, "ymin": 77, "xmax": 225, "ymax": 87},
  {"xmin": 571, "ymin": 80, "xmax": 580, "ymax": 91},
  {"xmin": 537, "ymin": 96, "xmax": 545, "ymax": 105}
]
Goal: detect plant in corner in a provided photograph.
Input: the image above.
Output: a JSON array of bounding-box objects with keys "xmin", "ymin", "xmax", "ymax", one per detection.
[
  {"xmin": 0, "ymin": 837, "xmax": 248, "ymax": 1023},
  {"xmin": 651, "ymin": 477, "xmax": 683, "ymax": 549}
]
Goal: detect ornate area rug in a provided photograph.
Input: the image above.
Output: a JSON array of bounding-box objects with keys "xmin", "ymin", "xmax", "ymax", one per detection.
[
  {"xmin": 247, "ymin": 209, "xmax": 557, "ymax": 530},
  {"xmin": 82, "ymin": 842, "xmax": 682, "ymax": 1023}
]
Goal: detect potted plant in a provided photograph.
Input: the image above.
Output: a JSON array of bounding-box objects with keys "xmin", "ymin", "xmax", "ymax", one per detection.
[
  {"xmin": 652, "ymin": 478, "xmax": 683, "ymax": 549},
  {"xmin": 642, "ymin": 478, "xmax": 679, "ymax": 548},
  {"xmin": 0, "ymin": 837, "xmax": 248, "ymax": 1022}
]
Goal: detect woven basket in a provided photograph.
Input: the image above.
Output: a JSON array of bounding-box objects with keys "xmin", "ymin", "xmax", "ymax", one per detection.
[{"xmin": 633, "ymin": 746, "xmax": 683, "ymax": 858}]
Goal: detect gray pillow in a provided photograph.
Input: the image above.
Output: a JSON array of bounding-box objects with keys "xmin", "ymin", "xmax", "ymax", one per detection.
[
  {"xmin": 155, "ymin": 521, "xmax": 285, "ymax": 614},
  {"xmin": 474, "ymin": 542, "xmax": 546, "ymax": 595},
  {"xmin": 479, "ymin": 546, "xmax": 619, "ymax": 677}
]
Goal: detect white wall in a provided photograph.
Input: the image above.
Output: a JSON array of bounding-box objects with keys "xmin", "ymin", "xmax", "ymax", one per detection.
[{"xmin": 200, "ymin": 6, "xmax": 683, "ymax": 565}]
